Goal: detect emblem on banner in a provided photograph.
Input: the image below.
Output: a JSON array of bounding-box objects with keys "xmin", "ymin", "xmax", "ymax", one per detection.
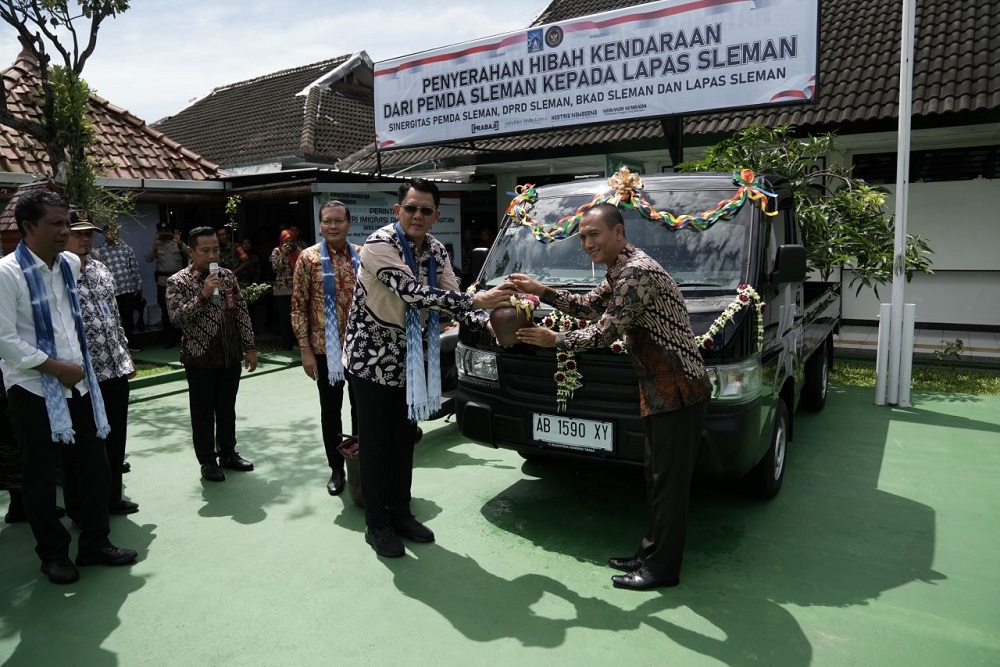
[
  {"xmin": 544, "ymin": 26, "xmax": 563, "ymax": 48},
  {"xmin": 526, "ymin": 29, "xmax": 543, "ymax": 52}
]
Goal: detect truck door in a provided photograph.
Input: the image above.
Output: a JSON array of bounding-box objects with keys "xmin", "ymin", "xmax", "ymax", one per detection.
[{"xmin": 763, "ymin": 203, "xmax": 805, "ymax": 403}]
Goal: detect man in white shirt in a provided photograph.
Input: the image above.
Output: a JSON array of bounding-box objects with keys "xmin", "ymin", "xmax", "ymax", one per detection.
[{"xmin": 0, "ymin": 189, "xmax": 137, "ymax": 584}]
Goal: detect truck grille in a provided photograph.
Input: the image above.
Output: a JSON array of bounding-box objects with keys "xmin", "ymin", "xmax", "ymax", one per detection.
[{"xmin": 499, "ymin": 352, "xmax": 640, "ymax": 410}]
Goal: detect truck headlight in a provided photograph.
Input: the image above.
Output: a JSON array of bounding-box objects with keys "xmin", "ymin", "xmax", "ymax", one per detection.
[
  {"xmin": 456, "ymin": 343, "xmax": 498, "ymax": 383},
  {"xmin": 706, "ymin": 356, "xmax": 762, "ymax": 404}
]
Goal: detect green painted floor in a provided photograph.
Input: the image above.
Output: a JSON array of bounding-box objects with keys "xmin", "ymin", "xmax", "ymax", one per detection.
[{"xmin": 1, "ymin": 371, "xmax": 999, "ymax": 666}]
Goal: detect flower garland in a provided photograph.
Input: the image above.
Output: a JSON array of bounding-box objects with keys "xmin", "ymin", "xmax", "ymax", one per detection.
[
  {"xmin": 505, "ymin": 167, "xmax": 777, "ymax": 244},
  {"xmin": 540, "ymin": 309, "xmax": 626, "ymax": 412},
  {"xmin": 554, "ymin": 351, "xmax": 583, "ymax": 413},
  {"xmin": 510, "ymin": 293, "xmax": 540, "ymax": 318},
  {"xmin": 693, "ymin": 284, "xmax": 765, "ymax": 352}
]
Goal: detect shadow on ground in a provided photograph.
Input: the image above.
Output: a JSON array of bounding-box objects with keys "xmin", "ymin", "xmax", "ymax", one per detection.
[
  {"xmin": 391, "ymin": 386, "xmax": 945, "ymax": 663},
  {"xmin": 0, "ymin": 520, "xmax": 157, "ymax": 666}
]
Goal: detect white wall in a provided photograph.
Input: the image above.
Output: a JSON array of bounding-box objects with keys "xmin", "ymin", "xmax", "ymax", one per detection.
[
  {"xmin": 841, "ymin": 179, "xmax": 1000, "ymax": 326},
  {"xmin": 92, "ymin": 203, "xmax": 163, "ymax": 324}
]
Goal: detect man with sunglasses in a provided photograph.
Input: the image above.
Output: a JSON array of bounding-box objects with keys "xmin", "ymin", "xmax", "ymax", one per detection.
[{"xmin": 344, "ymin": 179, "xmax": 516, "ymax": 558}]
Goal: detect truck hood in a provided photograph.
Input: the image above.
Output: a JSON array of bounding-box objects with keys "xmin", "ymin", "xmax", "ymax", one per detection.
[
  {"xmin": 686, "ymin": 295, "xmax": 746, "ymax": 337},
  {"xmin": 533, "ymin": 293, "xmax": 749, "ymax": 340}
]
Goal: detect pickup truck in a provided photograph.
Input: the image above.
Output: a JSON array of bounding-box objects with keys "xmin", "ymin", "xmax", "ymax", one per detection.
[{"xmin": 454, "ymin": 172, "xmax": 840, "ymax": 498}]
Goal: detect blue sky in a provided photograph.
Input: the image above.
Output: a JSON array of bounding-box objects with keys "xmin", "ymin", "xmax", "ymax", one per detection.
[{"xmin": 0, "ymin": 0, "xmax": 549, "ymax": 122}]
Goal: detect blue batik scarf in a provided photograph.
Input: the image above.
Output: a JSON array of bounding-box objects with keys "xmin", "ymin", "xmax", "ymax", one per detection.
[
  {"xmin": 15, "ymin": 242, "xmax": 110, "ymax": 443},
  {"xmin": 319, "ymin": 239, "xmax": 361, "ymax": 385},
  {"xmin": 394, "ymin": 222, "xmax": 441, "ymax": 422}
]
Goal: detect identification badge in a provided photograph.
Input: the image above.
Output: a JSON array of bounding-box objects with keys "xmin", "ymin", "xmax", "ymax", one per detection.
[
  {"xmin": 98, "ymin": 300, "xmax": 113, "ymax": 318},
  {"xmin": 225, "ymin": 288, "xmax": 236, "ymax": 309}
]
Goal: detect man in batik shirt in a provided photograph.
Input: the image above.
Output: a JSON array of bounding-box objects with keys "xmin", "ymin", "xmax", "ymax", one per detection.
[
  {"xmin": 512, "ymin": 203, "xmax": 711, "ymax": 592},
  {"xmin": 291, "ymin": 201, "xmax": 358, "ymax": 497},
  {"xmin": 343, "ymin": 179, "xmax": 515, "ymax": 558},
  {"xmin": 166, "ymin": 226, "xmax": 257, "ymax": 483},
  {"xmin": 65, "ymin": 211, "xmax": 139, "ymax": 515}
]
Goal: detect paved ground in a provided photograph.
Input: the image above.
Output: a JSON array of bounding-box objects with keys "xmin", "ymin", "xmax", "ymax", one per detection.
[{"xmin": 1, "ymin": 367, "xmax": 999, "ymax": 666}]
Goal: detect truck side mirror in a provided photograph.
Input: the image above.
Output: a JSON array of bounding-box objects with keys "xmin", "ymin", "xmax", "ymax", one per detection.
[
  {"xmin": 770, "ymin": 244, "xmax": 807, "ymax": 283},
  {"xmin": 469, "ymin": 247, "xmax": 489, "ymax": 281}
]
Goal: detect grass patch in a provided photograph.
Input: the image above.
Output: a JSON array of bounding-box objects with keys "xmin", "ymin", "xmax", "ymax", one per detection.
[
  {"xmin": 134, "ymin": 362, "xmax": 173, "ymax": 378},
  {"xmin": 832, "ymin": 359, "xmax": 1000, "ymax": 395}
]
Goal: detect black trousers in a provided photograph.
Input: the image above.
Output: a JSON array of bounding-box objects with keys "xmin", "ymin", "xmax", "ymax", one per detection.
[
  {"xmin": 115, "ymin": 293, "xmax": 135, "ymax": 344},
  {"xmin": 99, "ymin": 375, "xmax": 131, "ymax": 504},
  {"xmin": 637, "ymin": 397, "xmax": 709, "ymax": 582},
  {"xmin": 315, "ymin": 354, "xmax": 357, "ymax": 473},
  {"xmin": 156, "ymin": 285, "xmax": 178, "ymax": 345},
  {"xmin": 184, "ymin": 365, "xmax": 242, "ymax": 465},
  {"xmin": 348, "ymin": 374, "xmax": 417, "ymax": 530},
  {"xmin": 274, "ymin": 294, "xmax": 295, "ymax": 349},
  {"xmin": 7, "ymin": 386, "xmax": 111, "ymax": 562}
]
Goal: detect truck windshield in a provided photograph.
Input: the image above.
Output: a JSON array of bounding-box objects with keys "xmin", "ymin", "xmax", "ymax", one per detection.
[{"xmin": 480, "ymin": 188, "xmax": 753, "ymax": 293}]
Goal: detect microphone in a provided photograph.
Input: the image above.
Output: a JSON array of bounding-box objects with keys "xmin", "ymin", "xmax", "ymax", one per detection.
[{"xmin": 209, "ymin": 262, "xmax": 221, "ymax": 305}]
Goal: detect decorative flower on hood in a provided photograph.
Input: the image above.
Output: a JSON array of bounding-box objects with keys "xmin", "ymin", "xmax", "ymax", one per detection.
[{"xmin": 607, "ymin": 166, "xmax": 645, "ymax": 206}]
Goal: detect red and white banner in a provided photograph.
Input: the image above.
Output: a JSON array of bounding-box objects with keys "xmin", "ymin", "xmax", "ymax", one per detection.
[{"xmin": 374, "ymin": 0, "xmax": 819, "ymax": 149}]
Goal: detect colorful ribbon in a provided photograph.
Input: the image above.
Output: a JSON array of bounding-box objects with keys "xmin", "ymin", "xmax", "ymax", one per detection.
[{"xmin": 506, "ymin": 167, "xmax": 778, "ymax": 244}]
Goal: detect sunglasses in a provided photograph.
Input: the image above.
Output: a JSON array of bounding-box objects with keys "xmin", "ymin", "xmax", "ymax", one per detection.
[{"xmin": 401, "ymin": 204, "xmax": 436, "ymax": 216}]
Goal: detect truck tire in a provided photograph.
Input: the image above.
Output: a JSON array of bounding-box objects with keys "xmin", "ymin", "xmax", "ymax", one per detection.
[
  {"xmin": 801, "ymin": 341, "xmax": 830, "ymax": 412},
  {"xmin": 747, "ymin": 399, "xmax": 788, "ymax": 499}
]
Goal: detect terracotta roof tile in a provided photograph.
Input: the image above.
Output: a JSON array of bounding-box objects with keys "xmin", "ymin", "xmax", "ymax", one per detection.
[{"xmin": 1, "ymin": 55, "xmax": 220, "ymax": 181}]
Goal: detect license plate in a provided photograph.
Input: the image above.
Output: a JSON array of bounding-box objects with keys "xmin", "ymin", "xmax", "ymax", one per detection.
[{"xmin": 532, "ymin": 413, "xmax": 614, "ymax": 452}]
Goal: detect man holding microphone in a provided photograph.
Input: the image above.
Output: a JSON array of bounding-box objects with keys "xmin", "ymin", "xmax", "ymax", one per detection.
[{"xmin": 166, "ymin": 226, "xmax": 257, "ymax": 482}]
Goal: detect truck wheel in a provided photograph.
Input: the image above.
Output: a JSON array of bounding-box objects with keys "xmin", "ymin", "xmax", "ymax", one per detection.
[
  {"xmin": 747, "ymin": 399, "xmax": 788, "ymax": 499},
  {"xmin": 801, "ymin": 342, "xmax": 830, "ymax": 412}
]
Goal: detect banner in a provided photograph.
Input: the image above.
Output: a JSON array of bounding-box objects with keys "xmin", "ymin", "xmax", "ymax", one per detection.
[
  {"xmin": 375, "ymin": 0, "xmax": 819, "ymax": 149},
  {"xmin": 319, "ymin": 192, "xmax": 462, "ymax": 266}
]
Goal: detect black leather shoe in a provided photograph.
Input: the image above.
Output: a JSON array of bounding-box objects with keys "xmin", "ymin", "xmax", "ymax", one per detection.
[
  {"xmin": 365, "ymin": 526, "xmax": 405, "ymax": 557},
  {"xmin": 611, "ymin": 567, "xmax": 679, "ymax": 591},
  {"xmin": 109, "ymin": 500, "xmax": 140, "ymax": 515},
  {"xmin": 121, "ymin": 461, "xmax": 131, "ymax": 473},
  {"xmin": 41, "ymin": 558, "xmax": 80, "ymax": 584},
  {"xmin": 608, "ymin": 555, "xmax": 644, "ymax": 572},
  {"xmin": 392, "ymin": 515, "xmax": 435, "ymax": 543},
  {"xmin": 219, "ymin": 453, "xmax": 254, "ymax": 472},
  {"xmin": 4, "ymin": 503, "xmax": 26, "ymax": 524},
  {"xmin": 327, "ymin": 469, "xmax": 345, "ymax": 496},
  {"xmin": 201, "ymin": 463, "xmax": 226, "ymax": 482},
  {"xmin": 75, "ymin": 545, "xmax": 138, "ymax": 567}
]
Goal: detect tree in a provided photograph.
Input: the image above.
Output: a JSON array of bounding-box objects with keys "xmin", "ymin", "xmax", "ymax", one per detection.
[
  {"xmin": 0, "ymin": 1, "xmax": 132, "ymax": 226},
  {"xmin": 676, "ymin": 124, "xmax": 933, "ymax": 296}
]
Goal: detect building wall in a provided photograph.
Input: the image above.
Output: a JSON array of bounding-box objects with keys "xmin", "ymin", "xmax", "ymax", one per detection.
[
  {"xmin": 839, "ymin": 142, "xmax": 1000, "ymax": 328},
  {"xmin": 92, "ymin": 202, "xmax": 164, "ymax": 325}
]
